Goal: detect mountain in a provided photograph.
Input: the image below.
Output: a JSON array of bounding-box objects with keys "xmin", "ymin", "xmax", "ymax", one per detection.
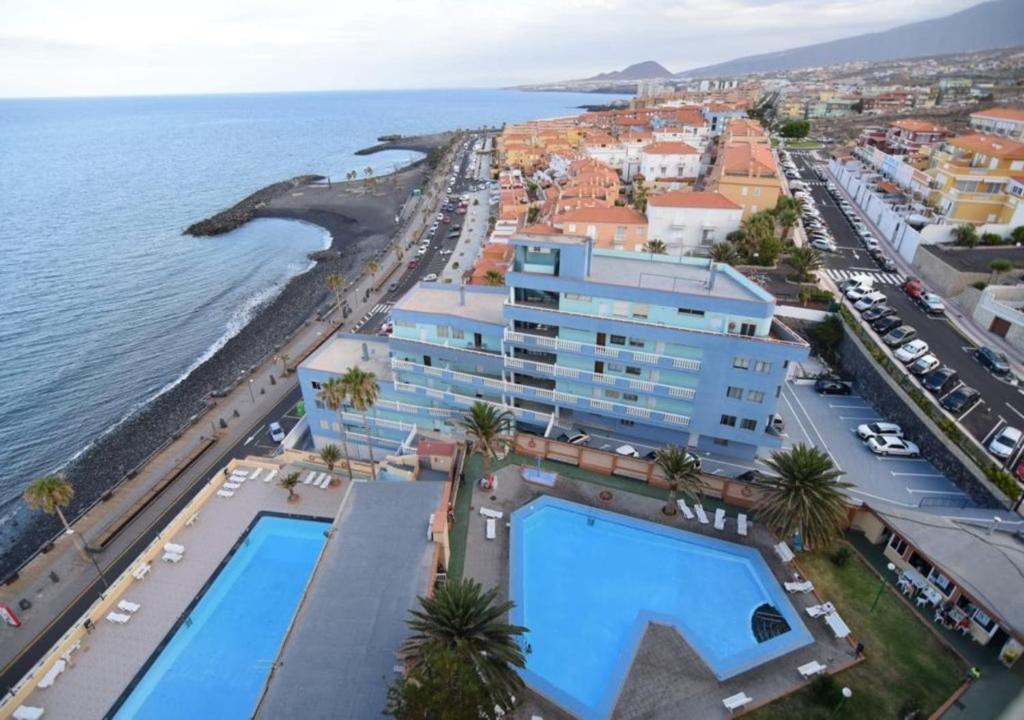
[
  {"xmin": 679, "ymin": 0, "xmax": 1024, "ymax": 77},
  {"xmin": 587, "ymin": 61, "xmax": 673, "ymax": 81}
]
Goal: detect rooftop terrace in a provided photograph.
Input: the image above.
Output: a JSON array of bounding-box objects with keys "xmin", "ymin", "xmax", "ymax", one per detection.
[{"xmin": 392, "ymin": 284, "xmax": 507, "ymax": 326}]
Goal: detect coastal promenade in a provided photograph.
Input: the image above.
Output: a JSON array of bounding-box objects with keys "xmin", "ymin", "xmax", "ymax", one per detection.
[{"xmin": 0, "ymin": 133, "xmax": 466, "ymax": 698}]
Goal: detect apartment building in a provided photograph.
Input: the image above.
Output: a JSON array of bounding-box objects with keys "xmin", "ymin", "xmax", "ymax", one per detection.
[
  {"xmin": 298, "ymin": 235, "xmax": 808, "ymax": 462},
  {"xmin": 639, "ymin": 142, "xmax": 702, "ymax": 185},
  {"xmin": 970, "ymin": 107, "xmax": 1024, "ymax": 141},
  {"xmin": 927, "ymin": 134, "xmax": 1024, "ymax": 225},
  {"xmin": 646, "ymin": 191, "xmax": 743, "ymax": 256},
  {"xmin": 707, "ymin": 119, "xmax": 782, "ymax": 218},
  {"xmin": 551, "ymin": 206, "xmax": 648, "ymax": 250},
  {"xmin": 885, "ymin": 119, "xmax": 949, "ymax": 157}
]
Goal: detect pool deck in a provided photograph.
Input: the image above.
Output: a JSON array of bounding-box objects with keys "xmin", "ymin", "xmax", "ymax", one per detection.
[
  {"xmin": 14, "ymin": 461, "xmax": 348, "ymax": 720},
  {"xmin": 462, "ymin": 464, "xmax": 858, "ymax": 720}
]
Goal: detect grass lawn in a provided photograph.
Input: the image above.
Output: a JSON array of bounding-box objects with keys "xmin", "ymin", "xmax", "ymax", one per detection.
[
  {"xmin": 748, "ymin": 547, "xmax": 965, "ymax": 720},
  {"xmin": 780, "ymin": 139, "xmax": 823, "ymax": 149}
]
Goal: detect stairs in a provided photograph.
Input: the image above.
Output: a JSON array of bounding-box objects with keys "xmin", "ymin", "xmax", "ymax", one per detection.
[{"xmin": 751, "ymin": 603, "xmax": 790, "ymax": 643}]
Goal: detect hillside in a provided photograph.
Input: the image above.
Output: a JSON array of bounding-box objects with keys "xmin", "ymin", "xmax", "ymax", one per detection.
[{"xmin": 587, "ymin": 61, "xmax": 673, "ymax": 81}]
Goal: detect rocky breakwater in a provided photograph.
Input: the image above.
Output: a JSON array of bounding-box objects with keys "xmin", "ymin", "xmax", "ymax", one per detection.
[{"xmin": 184, "ymin": 175, "xmax": 324, "ymax": 237}]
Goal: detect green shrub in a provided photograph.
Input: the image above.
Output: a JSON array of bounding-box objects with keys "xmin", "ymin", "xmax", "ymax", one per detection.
[
  {"xmin": 971, "ymin": 281, "xmax": 988, "ymax": 291},
  {"xmin": 980, "ymin": 232, "xmax": 1004, "ymax": 246},
  {"xmin": 810, "ymin": 674, "xmax": 840, "ymax": 706},
  {"xmin": 830, "ymin": 546, "xmax": 852, "ymax": 567},
  {"xmin": 985, "ymin": 468, "xmax": 1022, "ymax": 501}
]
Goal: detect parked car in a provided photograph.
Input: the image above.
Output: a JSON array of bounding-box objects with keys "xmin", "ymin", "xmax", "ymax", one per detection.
[
  {"xmin": 644, "ymin": 449, "xmax": 702, "ymax": 470},
  {"xmin": 878, "ymin": 257, "xmax": 898, "ymax": 273},
  {"xmin": 558, "ymin": 432, "xmax": 590, "ymax": 446},
  {"xmin": 422, "ymin": 273, "xmax": 438, "ymax": 282},
  {"xmin": 615, "ymin": 444, "xmax": 640, "ymax": 458},
  {"xmin": 917, "ymin": 293, "xmax": 946, "ymax": 315},
  {"xmin": 988, "ymin": 426, "xmax": 1022, "ymax": 459},
  {"xmin": 871, "ymin": 315, "xmax": 903, "ymax": 334},
  {"xmin": 921, "ymin": 367, "xmax": 959, "ymax": 396},
  {"xmin": 883, "ymin": 325, "xmax": 917, "ymax": 347},
  {"xmin": 846, "ymin": 284, "xmax": 876, "ymax": 301},
  {"xmin": 975, "ymin": 346, "xmax": 1011, "ymax": 376},
  {"xmin": 941, "ymin": 386, "xmax": 981, "ymax": 414},
  {"xmin": 854, "ymin": 291, "xmax": 887, "ymax": 312},
  {"xmin": 809, "ymin": 237, "xmax": 837, "ymax": 252},
  {"xmin": 902, "ymin": 278, "xmax": 924, "ymax": 299},
  {"xmin": 856, "ymin": 422, "xmax": 904, "ymax": 441},
  {"xmin": 862, "ymin": 305, "xmax": 896, "ymax": 322},
  {"xmin": 895, "ymin": 339, "xmax": 930, "ymax": 363},
  {"xmin": 387, "ymin": 281, "xmax": 400, "ymax": 293},
  {"xmin": 408, "ymin": 259, "xmax": 419, "ymax": 269},
  {"xmin": 814, "ymin": 377, "xmax": 852, "ymax": 395},
  {"xmin": 908, "ymin": 354, "xmax": 940, "ymax": 376},
  {"xmin": 867, "ymin": 435, "xmax": 920, "ymax": 457},
  {"xmin": 268, "ymin": 422, "xmax": 286, "ymax": 443}
]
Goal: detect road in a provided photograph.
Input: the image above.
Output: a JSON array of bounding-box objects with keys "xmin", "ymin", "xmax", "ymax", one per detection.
[
  {"xmin": 0, "ymin": 132, "xmax": 492, "ymax": 699},
  {"xmin": 790, "ymin": 151, "xmax": 1024, "ymax": 475}
]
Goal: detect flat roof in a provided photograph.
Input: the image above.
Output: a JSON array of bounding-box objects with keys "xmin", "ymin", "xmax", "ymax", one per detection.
[
  {"xmin": 393, "ymin": 284, "xmax": 506, "ymax": 325},
  {"xmin": 303, "ymin": 334, "xmax": 392, "ymax": 378},
  {"xmin": 257, "ymin": 481, "xmax": 444, "ymax": 719}
]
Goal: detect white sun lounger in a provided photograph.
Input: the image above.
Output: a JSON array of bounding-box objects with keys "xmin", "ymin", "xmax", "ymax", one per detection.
[
  {"xmin": 479, "ymin": 507, "xmax": 504, "ymax": 519},
  {"xmin": 223, "ymin": 481, "xmax": 241, "ymax": 490},
  {"xmin": 118, "ymin": 600, "xmax": 141, "ymax": 614},
  {"xmin": 714, "ymin": 508, "xmax": 726, "ymax": 530},
  {"xmin": 798, "ymin": 660, "xmax": 828, "ymax": 678},
  {"xmin": 186, "ymin": 512, "xmax": 199, "ymax": 526},
  {"xmin": 164, "ymin": 543, "xmax": 185, "ymax": 555},
  {"xmin": 217, "ymin": 489, "xmax": 234, "ymax": 498},
  {"xmin": 106, "ymin": 612, "xmax": 131, "ymax": 624},
  {"xmin": 132, "ymin": 563, "xmax": 151, "ymax": 581},
  {"xmin": 785, "ymin": 580, "xmax": 814, "ymax": 594},
  {"xmin": 263, "ymin": 469, "xmax": 277, "ymax": 483},
  {"xmin": 676, "ymin": 498, "xmax": 695, "ymax": 520},
  {"xmin": 38, "ymin": 658, "xmax": 66, "ymax": 688},
  {"xmin": 825, "ymin": 611, "xmax": 851, "ymax": 639},
  {"xmin": 303, "ymin": 471, "xmax": 315, "ymax": 485},
  {"xmin": 13, "ymin": 706, "xmax": 45, "ymax": 720},
  {"xmin": 485, "ymin": 517, "xmax": 496, "ymax": 540},
  {"xmin": 722, "ymin": 691, "xmax": 752, "ymax": 713},
  {"xmin": 774, "ymin": 541, "xmax": 795, "ymax": 563},
  {"xmin": 805, "ymin": 602, "xmax": 836, "ymax": 618},
  {"xmin": 695, "ymin": 504, "xmax": 710, "ymax": 524},
  {"xmin": 250, "ymin": 468, "xmax": 262, "ymax": 481},
  {"xmin": 320, "ymin": 473, "xmax": 332, "ymax": 488},
  {"xmin": 229, "ymin": 473, "xmax": 247, "ymax": 482},
  {"xmin": 232, "ymin": 469, "xmax": 250, "ymax": 478},
  {"xmin": 737, "ymin": 513, "xmax": 748, "ymax": 536},
  {"xmin": 162, "ymin": 551, "xmax": 183, "ymax": 563}
]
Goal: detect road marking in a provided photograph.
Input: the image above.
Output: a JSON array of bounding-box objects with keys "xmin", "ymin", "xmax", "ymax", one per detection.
[
  {"xmin": 846, "ymin": 488, "xmax": 919, "ymax": 508},
  {"xmin": 905, "ymin": 487, "xmax": 966, "ymax": 495},
  {"xmin": 982, "ymin": 418, "xmax": 1006, "ymax": 445},
  {"xmin": 958, "ymin": 400, "xmax": 984, "ymax": 421},
  {"xmin": 840, "ymin": 415, "xmax": 880, "ymax": 420},
  {"xmin": 828, "ymin": 403, "xmax": 871, "ymax": 409},
  {"xmin": 874, "ymin": 455, "xmax": 928, "ymax": 462},
  {"xmin": 1005, "ymin": 402, "xmax": 1024, "ymax": 422},
  {"xmin": 783, "ymin": 384, "xmax": 841, "ymax": 470},
  {"xmin": 891, "ymin": 472, "xmax": 947, "ymax": 478}
]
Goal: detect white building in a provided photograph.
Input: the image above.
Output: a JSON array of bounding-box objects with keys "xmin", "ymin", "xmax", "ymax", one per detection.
[
  {"xmin": 653, "ymin": 127, "xmax": 710, "ymax": 153},
  {"xmin": 646, "ymin": 191, "xmax": 743, "ymax": 256},
  {"xmin": 640, "ymin": 142, "xmax": 702, "ymax": 183}
]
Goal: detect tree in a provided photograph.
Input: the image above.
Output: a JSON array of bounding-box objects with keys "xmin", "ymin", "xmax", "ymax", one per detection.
[
  {"xmin": 326, "ymin": 273, "xmax": 346, "ymax": 319},
  {"xmin": 643, "ymin": 238, "xmax": 667, "ymax": 257},
  {"xmin": 633, "ymin": 178, "xmax": 648, "ymax": 212},
  {"xmin": 277, "ymin": 352, "xmax": 291, "ymax": 375},
  {"xmin": 401, "ymin": 578, "xmax": 527, "ymax": 711},
  {"xmin": 655, "ymin": 445, "xmax": 702, "ymax": 516},
  {"xmin": 526, "ymin": 206, "xmax": 540, "ymax": 224},
  {"xmin": 459, "ymin": 401, "xmax": 513, "ymax": 479},
  {"xmin": 772, "ymin": 197, "xmax": 801, "ymax": 240},
  {"xmin": 780, "ymin": 120, "xmax": 810, "ymax": 139},
  {"xmin": 710, "ymin": 241, "xmax": 740, "ymax": 265},
  {"xmin": 24, "ymin": 474, "xmax": 75, "ymax": 536},
  {"xmin": 787, "ymin": 245, "xmax": 823, "ymax": 282},
  {"xmin": 342, "ymin": 366, "xmax": 380, "ymax": 481},
  {"xmin": 980, "ymin": 232, "xmax": 1004, "ymax": 246},
  {"xmin": 1011, "ymin": 226, "xmax": 1024, "ymax": 245},
  {"xmin": 386, "ymin": 643, "xmax": 499, "ymax": 720},
  {"xmin": 756, "ymin": 443, "xmax": 853, "ymax": 549},
  {"xmin": 756, "ymin": 233, "xmax": 785, "ymax": 266},
  {"xmin": 366, "ymin": 260, "xmax": 380, "ymax": 279},
  {"xmin": 318, "ymin": 378, "xmax": 354, "ymax": 482},
  {"xmin": 990, "ymin": 258, "xmax": 1014, "ymax": 284},
  {"xmin": 278, "ymin": 471, "xmax": 300, "ymax": 503},
  {"xmin": 952, "ymin": 224, "xmax": 978, "ymax": 247},
  {"xmin": 483, "ymin": 269, "xmax": 505, "ymax": 286},
  {"xmin": 320, "ymin": 443, "xmax": 341, "ymax": 472}
]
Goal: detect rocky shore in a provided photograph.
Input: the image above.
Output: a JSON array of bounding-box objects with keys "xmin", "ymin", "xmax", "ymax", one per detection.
[
  {"xmin": 0, "ymin": 159, "xmax": 433, "ymax": 580},
  {"xmin": 184, "ymin": 174, "xmax": 324, "ymax": 236}
]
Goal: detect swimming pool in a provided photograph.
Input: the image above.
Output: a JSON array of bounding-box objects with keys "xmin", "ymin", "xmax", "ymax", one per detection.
[
  {"xmin": 510, "ymin": 497, "xmax": 813, "ymax": 720},
  {"xmin": 109, "ymin": 514, "xmax": 329, "ymax": 719}
]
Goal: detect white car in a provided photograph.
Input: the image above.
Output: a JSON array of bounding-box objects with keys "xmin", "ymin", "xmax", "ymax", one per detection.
[
  {"xmin": 615, "ymin": 444, "xmax": 640, "ymax": 458},
  {"xmin": 268, "ymin": 422, "xmax": 286, "ymax": 443},
  {"xmin": 856, "ymin": 422, "xmax": 904, "ymax": 441},
  {"xmin": 422, "ymin": 273, "xmax": 438, "ymax": 282},
  {"xmin": 845, "ymin": 285, "xmax": 875, "ymax": 301},
  {"xmin": 867, "ymin": 436, "xmax": 920, "ymax": 457},
  {"xmin": 895, "ymin": 339, "xmax": 930, "ymax": 363},
  {"xmin": 809, "ymin": 238, "xmax": 837, "ymax": 252},
  {"xmin": 988, "ymin": 426, "xmax": 1022, "ymax": 459},
  {"xmin": 908, "ymin": 354, "xmax": 940, "ymax": 376}
]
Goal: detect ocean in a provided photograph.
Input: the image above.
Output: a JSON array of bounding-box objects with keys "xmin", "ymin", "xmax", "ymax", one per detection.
[{"xmin": 0, "ymin": 89, "xmax": 625, "ymax": 533}]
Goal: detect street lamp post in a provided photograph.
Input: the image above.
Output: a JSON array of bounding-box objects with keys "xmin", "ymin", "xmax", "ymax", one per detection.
[
  {"xmin": 248, "ymin": 378, "xmax": 255, "ymax": 404},
  {"xmin": 870, "ymin": 562, "xmax": 896, "ymax": 613},
  {"xmin": 832, "ymin": 687, "xmax": 852, "ymax": 717}
]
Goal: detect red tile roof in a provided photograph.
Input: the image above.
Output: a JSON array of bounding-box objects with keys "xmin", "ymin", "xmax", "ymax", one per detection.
[
  {"xmin": 647, "ymin": 191, "xmax": 741, "ymax": 210},
  {"xmin": 642, "ymin": 141, "xmax": 699, "ymax": 155},
  {"xmin": 417, "ymin": 441, "xmax": 457, "ymax": 457},
  {"xmin": 972, "ymin": 107, "xmax": 1024, "ymax": 122},
  {"xmin": 554, "ymin": 206, "xmax": 648, "ymax": 225},
  {"xmin": 948, "ymin": 134, "xmax": 1024, "ymax": 159}
]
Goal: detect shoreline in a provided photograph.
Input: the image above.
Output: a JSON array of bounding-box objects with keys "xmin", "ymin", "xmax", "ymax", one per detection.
[{"xmin": 0, "ymin": 155, "xmax": 436, "ymax": 580}]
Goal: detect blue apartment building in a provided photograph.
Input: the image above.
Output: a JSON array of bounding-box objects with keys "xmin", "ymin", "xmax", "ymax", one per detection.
[{"xmin": 298, "ymin": 233, "xmax": 808, "ymax": 462}]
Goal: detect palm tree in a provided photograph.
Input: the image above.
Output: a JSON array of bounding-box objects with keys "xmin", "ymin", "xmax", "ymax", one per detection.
[
  {"xmin": 320, "ymin": 444, "xmax": 341, "ymax": 472},
  {"xmin": 366, "ymin": 260, "xmax": 380, "ymax": 280},
  {"xmin": 710, "ymin": 241, "xmax": 740, "ymax": 265},
  {"xmin": 24, "ymin": 474, "xmax": 75, "ymax": 536},
  {"xmin": 277, "ymin": 352, "xmax": 290, "ymax": 375},
  {"xmin": 643, "ymin": 238, "xmax": 667, "ymax": 257},
  {"xmin": 655, "ymin": 445, "xmax": 702, "ymax": 516},
  {"xmin": 953, "ymin": 223, "xmax": 978, "ymax": 247},
  {"xmin": 318, "ymin": 378, "xmax": 354, "ymax": 482},
  {"xmin": 402, "ymin": 578, "xmax": 527, "ymax": 709},
  {"xmin": 756, "ymin": 443, "xmax": 853, "ymax": 549},
  {"xmin": 483, "ymin": 269, "xmax": 505, "ymax": 286},
  {"xmin": 278, "ymin": 471, "xmax": 300, "ymax": 503},
  {"xmin": 787, "ymin": 245, "xmax": 823, "ymax": 282},
  {"xmin": 989, "ymin": 258, "xmax": 1014, "ymax": 284},
  {"xmin": 773, "ymin": 202, "xmax": 800, "ymax": 241},
  {"xmin": 459, "ymin": 402, "xmax": 513, "ymax": 479},
  {"xmin": 342, "ymin": 366, "xmax": 380, "ymax": 481},
  {"xmin": 326, "ymin": 273, "xmax": 346, "ymax": 319}
]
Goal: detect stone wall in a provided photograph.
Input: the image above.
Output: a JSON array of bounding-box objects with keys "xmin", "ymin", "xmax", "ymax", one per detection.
[
  {"xmin": 837, "ymin": 326, "xmax": 1003, "ymax": 508},
  {"xmin": 912, "ymin": 245, "xmax": 988, "ymax": 296}
]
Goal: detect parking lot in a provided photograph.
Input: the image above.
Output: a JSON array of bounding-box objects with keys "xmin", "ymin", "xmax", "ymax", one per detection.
[
  {"xmin": 788, "ymin": 151, "xmax": 1024, "ymax": 477},
  {"xmin": 244, "ymin": 400, "xmax": 304, "ymax": 455}
]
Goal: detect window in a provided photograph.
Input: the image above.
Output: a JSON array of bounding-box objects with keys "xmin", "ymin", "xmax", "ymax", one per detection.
[
  {"xmin": 314, "ymin": 400, "xmax": 325, "ymax": 410},
  {"xmin": 700, "ymin": 228, "xmax": 715, "ymax": 246},
  {"xmin": 623, "ymin": 393, "xmax": 639, "ymax": 402},
  {"xmin": 753, "ymin": 187, "xmax": 761, "ymax": 197},
  {"xmin": 331, "ymin": 422, "xmax": 341, "ymax": 432},
  {"xmin": 726, "ymin": 386, "xmax": 744, "ymax": 400},
  {"xmin": 437, "ymin": 325, "xmax": 449, "ymax": 338},
  {"xmin": 607, "ymin": 362, "xmax": 625, "ymax": 373},
  {"xmin": 928, "ymin": 570, "xmax": 956, "ymax": 597},
  {"xmin": 740, "ymin": 418, "xmax": 758, "ymax": 431},
  {"xmin": 741, "ymin": 186, "xmax": 749, "ymax": 196},
  {"xmin": 720, "ymin": 414, "xmax": 737, "ymax": 427},
  {"xmin": 621, "ymin": 419, "xmax": 635, "ymax": 427},
  {"xmin": 563, "ymin": 293, "xmax": 592, "ymax": 301},
  {"xmin": 754, "ymin": 360, "xmax": 772, "ymax": 373},
  {"xmin": 713, "ymin": 437, "xmax": 729, "ymax": 446},
  {"xmin": 311, "ymin": 381, "xmax": 323, "ymax": 390},
  {"xmin": 747, "ymin": 390, "xmax": 765, "ymax": 403},
  {"xmin": 677, "ymin": 307, "xmax": 706, "ymax": 317},
  {"xmin": 614, "ymin": 225, "xmax": 626, "ymax": 241},
  {"xmin": 632, "ymin": 304, "xmax": 649, "ymax": 320},
  {"xmin": 613, "ymin": 301, "xmax": 629, "ymax": 317},
  {"xmin": 451, "ymin": 328, "xmax": 465, "ymax": 340},
  {"xmin": 972, "ymin": 608, "xmax": 996, "ymax": 632},
  {"xmin": 888, "ymin": 533, "xmax": 908, "ymax": 555},
  {"xmin": 733, "ymin": 357, "xmax": 750, "ymax": 370},
  {"xmin": 319, "ymin": 419, "xmax": 330, "ymax": 430},
  {"xmin": 610, "ymin": 335, "xmax": 626, "ymax": 346},
  {"xmin": 628, "ymin": 338, "xmax": 645, "ymax": 348},
  {"xmin": 738, "ymin": 322, "xmax": 756, "ymax": 336},
  {"xmin": 625, "ymin": 366, "xmax": 642, "ymax": 376},
  {"xmin": 604, "ymin": 389, "xmax": 621, "ymax": 400}
]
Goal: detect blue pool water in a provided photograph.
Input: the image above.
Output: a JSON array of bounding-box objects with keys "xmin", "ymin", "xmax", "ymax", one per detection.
[
  {"xmin": 510, "ymin": 497, "xmax": 814, "ymax": 719},
  {"xmin": 111, "ymin": 515, "xmax": 329, "ymax": 719}
]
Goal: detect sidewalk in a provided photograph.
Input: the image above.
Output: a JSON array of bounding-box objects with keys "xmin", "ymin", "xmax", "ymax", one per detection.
[{"xmin": 0, "ymin": 137, "xmax": 463, "ymax": 685}]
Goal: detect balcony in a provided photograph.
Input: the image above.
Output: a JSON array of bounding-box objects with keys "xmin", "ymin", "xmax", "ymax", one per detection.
[
  {"xmin": 504, "ymin": 355, "xmax": 697, "ymax": 400},
  {"xmin": 392, "ymin": 380, "xmax": 551, "ymax": 424},
  {"xmin": 504, "ymin": 329, "xmax": 702, "ymax": 373}
]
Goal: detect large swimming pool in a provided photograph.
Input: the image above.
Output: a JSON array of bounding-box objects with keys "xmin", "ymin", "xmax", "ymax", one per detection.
[
  {"xmin": 510, "ymin": 497, "xmax": 813, "ymax": 720},
  {"xmin": 109, "ymin": 514, "xmax": 329, "ymax": 719}
]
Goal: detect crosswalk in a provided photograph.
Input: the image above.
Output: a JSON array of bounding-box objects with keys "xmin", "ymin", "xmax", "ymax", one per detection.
[
  {"xmin": 369, "ymin": 302, "xmax": 393, "ymax": 316},
  {"xmin": 824, "ymin": 268, "xmax": 906, "ymax": 286}
]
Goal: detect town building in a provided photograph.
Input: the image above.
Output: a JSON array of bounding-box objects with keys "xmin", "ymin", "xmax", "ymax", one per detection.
[
  {"xmin": 885, "ymin": 119, "xmax": 949, "ymax": 157},
  {"xmin": 927, "ymin": 134, "xmax": 1024, "ymax": 224},
  {"xmin": 645, "ymin": 191, "xmax": 743, "ymax": 256},
  {"xmin": 551, "ymin": 206, "xmax": 648, "ymax": 250},
  {"xmin": 639, "ymin": 141, "xmax": 702, "ymax": 186},
  {"xmin": 707, "ymin": 120, "xmax": 782, "ymax": 218},
  {"xmin": 970, "ymin": 107, "xmax": 1024, "ymax": 141}
]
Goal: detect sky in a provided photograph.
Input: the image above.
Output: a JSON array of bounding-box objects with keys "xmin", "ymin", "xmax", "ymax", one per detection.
[{"xmin": 0, "ymin": 0, "xmax": 986, "ymax": 98}]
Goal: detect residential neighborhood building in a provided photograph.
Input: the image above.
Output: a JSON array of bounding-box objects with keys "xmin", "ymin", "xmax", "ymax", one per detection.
[
  {"xmin": 551, "ymin": 206, "xmax": 648, "ymax": 250},
  {"xmin": 885, "ymin": 119, "xmax": 949, "ymax": 157},
  {"xmin": 707, "ymin": 119, "xmax": 782, "ymax": 218},
  {"xmin": 970, "ymin": 107, "xmax": 1024, "ymax": 141},
  {"xmin": 645, "ymin": 191, "xmax": 743, "ymax": 255},
  {"xmin": 927, "ymin": 133, "xmax": 1024, "ymax": 224},
  {"xmin": 639, "ymin": 141, "xmax": 702, "ymax": 186}
]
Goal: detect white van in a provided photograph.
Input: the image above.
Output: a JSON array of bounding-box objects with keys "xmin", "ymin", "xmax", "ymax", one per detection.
[{"xmin": 854, "ymin": 291, "xmax": 887, "ymax": 312}]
